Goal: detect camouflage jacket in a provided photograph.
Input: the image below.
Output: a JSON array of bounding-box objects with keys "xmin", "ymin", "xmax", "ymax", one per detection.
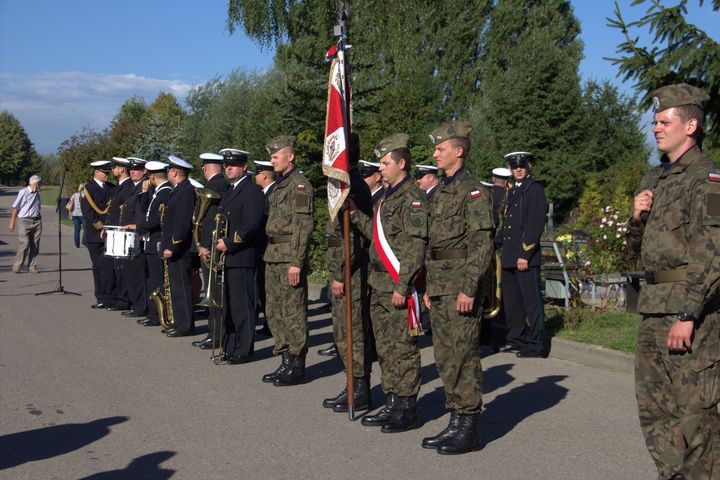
[
  {"xmin": 324, "ymin": 169, "xmax": 373, "ymax": 289},
  {"xmin": 263, "ymin": 166, "xmax": 315, "ymax": 267},
  {"xmin": 351, "ymin": 176, "xmax": 428, "ymax": 295},
  {"xmin": 627, "ymin": 146, "xmax": 720, "ymax": 317},
  {"xmin": 426, "ymin": 168, "xmax": 494, "ymax": 297}
]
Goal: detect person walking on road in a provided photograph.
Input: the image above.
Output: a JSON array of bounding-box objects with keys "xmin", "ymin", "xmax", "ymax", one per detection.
[{"xmin": 9, "ymin": 174, "xmax": 43, "ymax": 273}]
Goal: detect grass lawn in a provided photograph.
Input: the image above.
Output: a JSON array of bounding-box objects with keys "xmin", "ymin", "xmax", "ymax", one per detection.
[
  {"xmin": 39, "ymin": 185, "xmax": 64, "ymax": 206},
  {"xmin": 546, "ymin": 306, "xmax": 639, "ymax": 354}
]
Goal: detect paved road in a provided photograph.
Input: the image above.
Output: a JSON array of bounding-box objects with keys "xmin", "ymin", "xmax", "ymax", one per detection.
[{"xmin": 0, "ymin": 186, "xmax": 656, "ymax": 480}]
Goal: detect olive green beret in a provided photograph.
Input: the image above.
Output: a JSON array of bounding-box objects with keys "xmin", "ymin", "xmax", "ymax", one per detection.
[
  {"xmin": 428, "ymin": 121, "xmax": 472, "ymax": 145},
  {"xmin": 652, "ymin": 83, "xmax": 709, "ymax": 112},
  {"xmin": 374, "ymin": 133, "xmax": 410, "ymax": 159},
  {"xmin": 265, "ymin": 135, "xmax": 296, "ymax": 155}
]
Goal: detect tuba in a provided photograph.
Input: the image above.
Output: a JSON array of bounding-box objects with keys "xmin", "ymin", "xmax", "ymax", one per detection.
[
  {"xmin": 192, "ymin": 188, "xmax": 221, "ymax": 268},
  {"xmin": 481, "ymin": 250, "xmax": 503, "ymax": 319},
  {"xmin": 149, "ymin": 258, "xmax": 175, "ymax": 329}
]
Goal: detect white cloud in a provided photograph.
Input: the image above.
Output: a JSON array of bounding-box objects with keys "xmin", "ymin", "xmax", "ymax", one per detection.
[{"xmin": 0, "ymin": 71, "xmax": 196, "ymax": 154}]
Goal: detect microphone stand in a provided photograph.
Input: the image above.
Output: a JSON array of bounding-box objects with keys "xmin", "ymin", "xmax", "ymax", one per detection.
[{"xmin": 37, "ymin": 166, "xmax": 81, "ymax": 296}]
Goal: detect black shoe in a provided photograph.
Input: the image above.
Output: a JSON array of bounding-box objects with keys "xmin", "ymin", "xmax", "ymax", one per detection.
[
  {"xmin": 225, "ymin": 354, "xmax": 253, "ymax": 365},
  {"xmin": 161, "ymin": 328, "xmax": 176, "ymax": 335},
  {"xmin": 166, "ymin": 329, "xmax": 187, "ymax": 337},
  {"xmin": 273, "ymin": 354, "xmax": 306, "ymax": 386},
  {"xmin": 322, "ymin": 387, "xmax": 348, "ymax": 409},
  {"xmin": 333, "ymin": 376, "xmax": 372, "ymax": 413},
  {"xmin": 422, "ymin": 411, "xmax": 460, "ymax": 449},
  {"xmin": 142, "ymin": 319, "xmax": 160, "ymax": 327},
  {"xmin": 318, "ymin": 344, "xmax": 339, "ymax": 357},
  {"xmin": 496, "ymin": 343, "xmax": 524, "ymax": 353},
  {"xmin": 91, "ymin": 303, "xmax": 106, "ymax": 309},
  {"xmin": 122, "ymin": 310, "xmax": 147, "ymax": 318},
  {"xmin": 198, "ymin": 340, "xmax": 220, "ymax": 350},
  {"xmin": 106, "ymin": 305, "xmax": 125, "ymax": 312},
  {"xmin": 192, "ymin": 337, "xmax": 211, "ymax": 347},
  {"xmin": 262, "ymin": 352, "xmax": 291, "ymax": 383},
  {"xmin": 136, "ymin": 317, "xmax": 149, "ymax": 325},
  {"xmin": 516, "ymin": 348, "xmax": 548, "ymax": 359},
  {"xmin": 256, "ymin": 324, "xmax": 272, "ymax": 337},
  {"xmin": 437, "ymin": 413, "xmax": 483, "ymax": 455},
  {"xmin": 361, "ymin": 393, "xmax": 398, "ymax": 427},
  {"xmin": 381, "ymin": 396, "xmax": 419, "ymax": 433}
]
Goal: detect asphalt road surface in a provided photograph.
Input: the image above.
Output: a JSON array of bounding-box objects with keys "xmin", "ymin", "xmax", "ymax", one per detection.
[{"xmin": 0, "ymin": 186, "xmax": 656, "ymax": 480}]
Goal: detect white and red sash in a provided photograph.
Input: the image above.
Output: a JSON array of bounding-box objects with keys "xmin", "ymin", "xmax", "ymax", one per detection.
[{"xmin": 372, "ymin": 199, "xmax": 422, "ymax": 336}]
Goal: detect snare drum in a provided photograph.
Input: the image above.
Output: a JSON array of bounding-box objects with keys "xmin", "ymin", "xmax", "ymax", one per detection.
[{"xmin": 103, "ymin": 226, "xmax": 139, "ymax": 258}]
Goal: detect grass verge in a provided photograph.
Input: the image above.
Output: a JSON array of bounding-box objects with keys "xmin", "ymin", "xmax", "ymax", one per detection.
[{"xmin": 546, "ymin": 306, "xmax": 639, "ymax": 354}]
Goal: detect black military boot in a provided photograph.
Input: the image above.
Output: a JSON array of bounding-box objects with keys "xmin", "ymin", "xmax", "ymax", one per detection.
[
  {"xmin": 273, "ymin": 354, "xmax": 306, "ymax": 386},
  {"xmin": 437, "ymin": 412, "xmax": 482, "ymax": 455},
  {"xmin": 322, "ymin": 386, "xmax": 347, "ymax": 409},
  {"xmin": 421, "ymin": 410, "xmax": 460, "ymax": 449},
  {"xmin": 333, "ymin": 376, "xmax": 372, "ymax": 413},
  {"xmin": 262, "ymin": 351, "xmax": 290, "ymax": 384},
  {"xmin": 381, "ymin": 395, "xmax": 419, "ymax": 433},
  {"xmin": 361, "ymin": 393, "xmax": 397, "ymax": 427}
]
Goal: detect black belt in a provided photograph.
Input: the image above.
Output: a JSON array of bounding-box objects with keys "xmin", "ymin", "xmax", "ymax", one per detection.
[
  {"xmin": 268, "ymin": 234, "xmax": 292, "ymax": 244},
  {"xmin": 430, "ymin": 248, "xmax": 467, "ymax": 260},
  {"xmin": 645, "ymin": 267, "xmax": 687, "ymax": 285}
]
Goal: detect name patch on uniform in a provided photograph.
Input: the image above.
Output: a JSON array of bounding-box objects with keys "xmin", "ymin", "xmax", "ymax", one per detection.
[
  {"xmin": 709, "ymin": 173, "xmax": 720, "ymax": 183},
  {"xmin": 411, "ymin": 200, "xmax": 422, "ymax": 209},
  {"xmin": 297, "ymin": 184, "xmax": 306, "ymax": 190},
  {"xmin": 470, "ymin": 190, "xmax": 481, "ymax": 199}
]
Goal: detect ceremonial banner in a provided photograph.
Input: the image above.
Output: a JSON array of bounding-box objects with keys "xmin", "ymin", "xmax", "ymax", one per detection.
[{"xmin": 322, "ymin": 44, "xmax": 352, "ymax": 221}]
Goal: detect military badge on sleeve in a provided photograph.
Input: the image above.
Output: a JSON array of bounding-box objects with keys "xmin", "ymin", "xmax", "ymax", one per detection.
[{"xmin": 470, "ymin": 190, "xmax": 481, "ymax": 199}]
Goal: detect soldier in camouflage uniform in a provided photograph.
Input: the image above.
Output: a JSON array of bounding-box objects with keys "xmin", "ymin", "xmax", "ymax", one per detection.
[
  {"xmin": 420, "ymin": 121, "xmax": 494, "ymax": 455},
  {"xmin": 322, "ymin": 162, "xmax": 374, "ymax": 413},
  {"xmin": 349, "ymin": 133, "xmax": 428, "ymax": 433},
  {"xmin": 628, "ymin": 83, "xmax": 720, "ymax": 480},
  {"xmin": 260, "ymin": 135, "xmax": 315, "ymax": 387}
]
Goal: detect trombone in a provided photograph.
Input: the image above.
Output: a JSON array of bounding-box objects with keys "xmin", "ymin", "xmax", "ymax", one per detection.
[{"xmin": 196, "ymin": 212, "xmax": 228, "ymax": 364}]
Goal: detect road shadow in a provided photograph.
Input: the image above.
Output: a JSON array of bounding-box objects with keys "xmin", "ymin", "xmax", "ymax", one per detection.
[
  {"xmin": 78, "ymin": 451, "xmax": 175, "ymax": 479},
  {"xmin": 0, "ymin": 416, "xmax": 129, "ymax": 470},
  {"xmin": 480, "ymin": 375, "xmax": 569, "ymax": 444}
]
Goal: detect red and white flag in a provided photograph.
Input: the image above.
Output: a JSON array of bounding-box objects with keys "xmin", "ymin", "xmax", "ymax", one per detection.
[
  {"xmin": 373, "ymin": 200, "xmax": 423, "ymax": 336},
  {"xmin": 322, "ymin": 43, "xmax": 352, "ymax": 221}
]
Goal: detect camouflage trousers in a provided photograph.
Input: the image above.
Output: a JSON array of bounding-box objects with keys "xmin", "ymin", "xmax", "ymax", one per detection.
[
  {"xmin": 331, "ymin": 282, "xmax": 371, "ymax": 378},
  {"xmin": 264, "ymin": 262, "xmax": 309, "ymax": 356},
  {"xmin": 370, "ymin": 292, "xmax": 421, "ymax": 397},
  {"xmin": 635, "ymin": 311, "xmax": 720, "ymax": 480},
  {"xmin": 430, "ymin": 295, "xmax": 484, "ymax": 414}
]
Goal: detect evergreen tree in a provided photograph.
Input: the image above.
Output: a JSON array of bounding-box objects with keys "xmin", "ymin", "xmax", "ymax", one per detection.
[
  {"xmin": 134, "ymin": 93, "xmax": 186, "ymax": 162},
  {"xmin": 0, "ymin": 111, "xmax": 41, "ymax": 185},
  {"xmin": 107, "ymin": 96, "xmax": 147, "ymax": 157},
  {"xmin": 607, "ymin": 0, "xmax": 720, "ymax": 150}
]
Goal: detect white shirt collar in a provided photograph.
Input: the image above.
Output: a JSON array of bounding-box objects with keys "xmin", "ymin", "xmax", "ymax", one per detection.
[
  {"xmin": 262, "ymin": 181, "xmax": 276, "ymax": 194},
  {"xmin": 94, "ymin": 178, "xmax": 105, "ymax": 188},
  {"xmin": 232, "ymin": 176, "xmax": 248, "ymax": 189}
]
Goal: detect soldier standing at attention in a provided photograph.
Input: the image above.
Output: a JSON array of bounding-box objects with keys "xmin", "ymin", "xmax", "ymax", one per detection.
[
  {"xmin": 628, "ymin": 83, "xmax": 719, "ymax": 480},
  {"xmin": 420, "ymin": 122, "xmax": 494, "ymax": 454},
  {"xmin": 82, "ymin": 160, "xmax": 115, "ymax": 309},
  {"xmin": 496, "ymin": 152, "xmax": 548, "ymax": 358},
  {"xmin": 359, "ymin": 159, "xmax": 385, "ymax": 206},
  {"xmin": 322, "ymin": 137, "xmax": 374, "ymax": 413},
  {"xmin": 260, "ymin": 135, "xmax": 315, "ymax": 387},
  {"xmin": 349, "ymin": 133, "xmax": 427, "ymax": 433},
  {"xmin": 161, "ymin": 155, "xmax": 197, "ymax": 337}
]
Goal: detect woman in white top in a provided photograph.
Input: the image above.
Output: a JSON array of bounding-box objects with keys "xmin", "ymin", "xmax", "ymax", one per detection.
[{"xmin": 66, "ymin": 184, "xmax": 87, "ymax": 248}]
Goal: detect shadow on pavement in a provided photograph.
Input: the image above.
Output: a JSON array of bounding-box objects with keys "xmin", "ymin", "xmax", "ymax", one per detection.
[
  {"xmin": 480, "ymin": 374, "xmax": 569, "ymax": 444},
  {"xmin": 78, "ymin": 451, "xmax": 176, "ymax": 480},
  {"xmin": 0, "ymin": 416, "xmax": 129, "ymax": 470}
]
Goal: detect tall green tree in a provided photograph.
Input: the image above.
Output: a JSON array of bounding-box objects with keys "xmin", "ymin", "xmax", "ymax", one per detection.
[
  {"xmin": 58, "ymin": 127, "xmax": 109, "ymax": 191},
  {"xmin": 107, "ymin": 96, "xmax": 147, "ymax": 156},
  {"xmin": 134, "ymin": 93, "xmax": 186, "ymax": 161},
  {"xmin": 472, "ymin": 0, "xmax": 586, "ymax": 216},
  {"xmin": 607, "ymin": 0, "xmax": 720, "ymax": 150},
  {"xmin": 0, "ymin": 111, "xmax": 41, "ymax": 185}
]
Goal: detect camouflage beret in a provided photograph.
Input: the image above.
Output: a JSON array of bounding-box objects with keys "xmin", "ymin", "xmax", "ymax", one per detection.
[
  {"xmin": 428, "ymin": 121, "xmax": 472, "ymax": 145},
  {"xmin": 265, "ymin": 135, "xmax": 296, "ymax": 155},
  {"xmin": 652, "ymin": 83, "xmax": 709, "ymax": 112},
  {"xmin": 374, "ymin": 133, "xmax": 410, "ymax": 159}
]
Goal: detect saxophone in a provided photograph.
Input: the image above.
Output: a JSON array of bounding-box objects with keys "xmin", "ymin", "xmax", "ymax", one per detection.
[{"xmin": 150, "ymin": 258, "xmax": 175, "ymax": 329}]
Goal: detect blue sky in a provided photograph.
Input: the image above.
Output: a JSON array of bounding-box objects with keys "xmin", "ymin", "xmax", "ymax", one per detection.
[{"xmin": 0, "ymin": 0, "xmax": 718, "ymax": 155}]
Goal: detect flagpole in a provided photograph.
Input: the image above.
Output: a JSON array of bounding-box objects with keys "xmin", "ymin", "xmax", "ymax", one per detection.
[{"xmin": 334, "ymin": 1, "xmax": 355, "ymax": 421}]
